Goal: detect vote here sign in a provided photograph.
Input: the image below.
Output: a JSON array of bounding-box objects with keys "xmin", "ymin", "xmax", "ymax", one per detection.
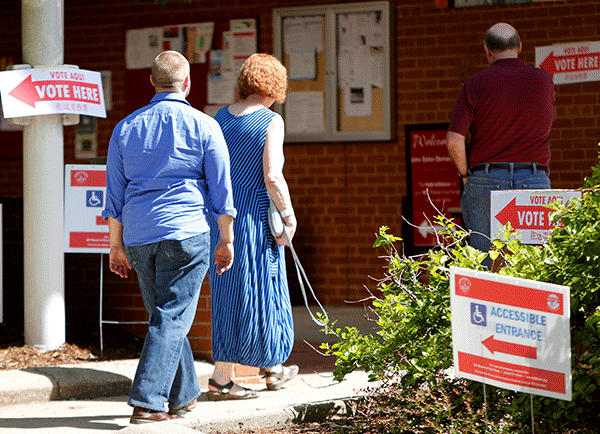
[
  {"xmin": 0, "ymin": 68, "xmax": 106, "ymax": 118},
  {"xmin": 64, "ymin": 165, "xmax": 110, "ymax": 254},
  {"xmin": 490, "ymin": 190, "xmax": 581, "ymax": 245},
  {"xmin": 536, "ymin": 41, "xmax": 600, "ymax": 85},
  {"xmin": 450, "ymin": 266, "xmax": 571, "ymax": 401}
]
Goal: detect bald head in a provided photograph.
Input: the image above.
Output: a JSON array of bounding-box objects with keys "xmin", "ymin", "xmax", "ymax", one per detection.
[{"xmin": 484, "ymin": 23, "xmax": 521, "ymax": 54}]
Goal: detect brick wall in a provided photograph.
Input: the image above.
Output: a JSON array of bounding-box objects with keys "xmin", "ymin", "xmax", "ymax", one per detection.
[{"xmin": 1, "ymin": 0, "xmax": 599, "ymax": 358}]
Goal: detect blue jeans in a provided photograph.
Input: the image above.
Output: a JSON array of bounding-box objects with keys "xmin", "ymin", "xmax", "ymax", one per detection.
[
  {"xmin": 461, "ymin": 163, "xmax": 551, "ymax": 263},
  {"xmin": 125, "ymin": 232, "xmax": 210, "ymax": 411}
]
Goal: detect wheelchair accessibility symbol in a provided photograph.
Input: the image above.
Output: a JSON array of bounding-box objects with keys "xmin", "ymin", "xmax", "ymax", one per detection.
[
  {"xmin": 470, "ymin": 303, "xmax": 487, "ymax": 327},
  {"xmin": 86, "ymin": 190, "xmax": 103, "ymax": 208}
]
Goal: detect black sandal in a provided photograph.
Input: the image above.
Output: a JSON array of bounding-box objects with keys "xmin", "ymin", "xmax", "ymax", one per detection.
[{"xmin": 206, "ymin": 378, "xmax": 259, "ymax": 401}]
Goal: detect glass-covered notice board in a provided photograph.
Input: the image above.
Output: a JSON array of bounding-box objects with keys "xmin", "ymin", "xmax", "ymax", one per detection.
[{"xmin": 273, "ymin": 2, "xmax": 393, "ymax": 142}]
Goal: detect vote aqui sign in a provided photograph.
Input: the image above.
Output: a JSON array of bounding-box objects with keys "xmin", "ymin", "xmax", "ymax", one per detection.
[
  {"xmin": 490, "ymin": 190, "xmax": 581, "ymax": 244},
  {"xmin": 450, "ymin": 266, "xmax": 571, "ymax": 401},
  {"xmin": 0, "ymin": 68, "xmax": 106, "ymax": 118},
  {"xmin": 64, "ymin": 165, "xmax": 110, "ymax": 253},
  {"xmin": 536, "ymin": 41, "xmax": 600, "ymax": 85}
]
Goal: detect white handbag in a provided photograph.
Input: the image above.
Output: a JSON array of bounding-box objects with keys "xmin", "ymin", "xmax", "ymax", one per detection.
[{"xmin": 268, "ymin": 198, "xmax": 285, "ymax": 238}]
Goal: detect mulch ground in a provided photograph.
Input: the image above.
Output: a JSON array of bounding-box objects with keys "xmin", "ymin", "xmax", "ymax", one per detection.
[{"xmin": 0, "ymin": 322, "xmax": 144, "ymax": 370}]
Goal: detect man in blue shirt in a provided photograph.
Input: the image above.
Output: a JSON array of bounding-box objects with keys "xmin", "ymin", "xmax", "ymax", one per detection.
[{"xmin": 102, "ymin": 50, "xmax": 236, "ymax": 424}]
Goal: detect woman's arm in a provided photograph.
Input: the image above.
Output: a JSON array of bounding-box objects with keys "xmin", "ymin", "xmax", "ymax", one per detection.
[{"xmin": 263, "ymin": 114, "xmax": 297, "ymax": 245}]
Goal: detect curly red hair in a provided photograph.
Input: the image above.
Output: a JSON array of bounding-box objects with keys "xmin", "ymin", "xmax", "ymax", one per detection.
[{"xmin": 237, "ymin": 53, "xmax": 288, "ymax": 103}]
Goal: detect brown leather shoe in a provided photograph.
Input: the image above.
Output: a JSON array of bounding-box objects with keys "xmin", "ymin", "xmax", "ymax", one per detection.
[
  {"xmin": 168, "ymin": 400, "xmax": 197, "ymax": 416},
  {"xmin": 130, "ymin": 406, "xmax": 183, "ymax": 424}
]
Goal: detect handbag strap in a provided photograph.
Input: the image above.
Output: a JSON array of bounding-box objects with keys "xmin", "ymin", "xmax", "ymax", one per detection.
[{"xmin": 283, "ymin": 227, "xmax": 329, "ymax": 329}]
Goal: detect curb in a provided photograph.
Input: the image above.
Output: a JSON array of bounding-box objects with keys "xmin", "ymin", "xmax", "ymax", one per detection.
[
  {"xmin": 114, "ymin": 397, "xmax": 362, "ymax": 434},
  {"xmin": 0, "ymin": 365, "xmax": 131, "ymax": 406}
]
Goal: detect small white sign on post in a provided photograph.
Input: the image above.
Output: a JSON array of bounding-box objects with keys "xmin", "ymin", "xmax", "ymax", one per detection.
[
  {"xmin": 0, "ymin": 68, "xmax": 107, "ymax": 119},
  {"xmin": 450, "ymin": 266, "xmax": 571, "ymax": 401},
  {"xmin": 64, "ymin": 165, "xmax": 110, "ymax": 254},
  {"xmin": 490, "ymin": 190, "xmax": 582, "ymax": 244}
]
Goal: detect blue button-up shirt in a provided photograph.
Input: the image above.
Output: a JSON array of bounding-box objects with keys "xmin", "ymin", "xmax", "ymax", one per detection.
[{"xmin": 102, "ymin": 92, "xmax": 236, "ymax": 246}]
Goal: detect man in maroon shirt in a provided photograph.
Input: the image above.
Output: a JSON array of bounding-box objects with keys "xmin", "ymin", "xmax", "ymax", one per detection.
[{"xmin": 446, "ymin": 22, "xmax": 555, "ymax": 264}]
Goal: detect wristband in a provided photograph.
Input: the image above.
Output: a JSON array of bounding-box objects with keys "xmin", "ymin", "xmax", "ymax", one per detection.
[{"xmin": 279, "ymin": 208, "xmax": 294, "ymax": 218}]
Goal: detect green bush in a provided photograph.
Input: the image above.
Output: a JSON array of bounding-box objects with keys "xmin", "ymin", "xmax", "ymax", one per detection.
[{"xmin": 321, "ymin": 161, "xmax": 600, "ymax": 433}]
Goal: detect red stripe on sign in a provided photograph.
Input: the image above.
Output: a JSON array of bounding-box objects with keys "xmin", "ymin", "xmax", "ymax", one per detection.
[
  {"xmin": 70, "ymin": 170, "xmax": 106, "ymax": 187},
  {"xmin": 96, "ymin": 216, "xmax": 108, "ymax": 226},
  {"xmin": 70, "ymin": 232, "xmax": 110, "ymax": 248},
  {"xmin": 458, "ymin": 352, "xmax": 566, "ymax": 395},
  {"xmin": 454, "ymin": 274, "xmax": 563, "ymax": 315}
]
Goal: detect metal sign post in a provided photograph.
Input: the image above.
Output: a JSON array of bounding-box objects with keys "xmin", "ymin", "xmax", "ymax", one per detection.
[{"xmin": 0, "ymin": 0, "xmax": 107, "ymax": 352}]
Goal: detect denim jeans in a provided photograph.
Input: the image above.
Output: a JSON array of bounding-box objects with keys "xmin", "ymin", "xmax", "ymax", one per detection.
[
  {"xmin": 461, "ymin": 163, "xmax": 551, "ymax": 264},
  {"xmin": 125, "ymin": 232, "xmax": 210, "ymax": 411}
]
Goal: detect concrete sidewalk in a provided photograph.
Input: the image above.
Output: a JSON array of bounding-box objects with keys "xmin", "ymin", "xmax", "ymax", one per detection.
[{"xmin": 0, "ymin": 306, "xmax": 377, "ymax": 434}]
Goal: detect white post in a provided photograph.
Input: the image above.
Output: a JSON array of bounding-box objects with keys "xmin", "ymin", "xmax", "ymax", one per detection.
[{"xmin": 22, "ymin": 0, "xmax": 65, "ymax": 351}]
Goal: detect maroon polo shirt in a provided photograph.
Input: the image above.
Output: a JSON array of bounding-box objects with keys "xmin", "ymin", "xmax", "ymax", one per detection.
[{"xmin": 448, "ymin": 58, "xmax": 555, "ymax": 167}]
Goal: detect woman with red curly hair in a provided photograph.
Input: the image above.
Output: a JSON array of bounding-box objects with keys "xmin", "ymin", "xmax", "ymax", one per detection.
[{"xmin": 207, "ymin": 53, "xmax": 299, "ymax": 400}]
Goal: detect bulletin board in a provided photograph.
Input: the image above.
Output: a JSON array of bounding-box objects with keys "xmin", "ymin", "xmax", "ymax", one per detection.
[
  {"xmin": 273, "ymin": 2, "xmax": 393, "ymax": 143},
  {"xmin": 124, "ymin": 19, "xmax": 258, "ymax": 116}
]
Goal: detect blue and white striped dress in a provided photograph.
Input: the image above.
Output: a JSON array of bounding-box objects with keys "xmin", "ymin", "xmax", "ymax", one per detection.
[{"xmin": 208, "ymin": 106, "xmax": 294, "ymax": 368}]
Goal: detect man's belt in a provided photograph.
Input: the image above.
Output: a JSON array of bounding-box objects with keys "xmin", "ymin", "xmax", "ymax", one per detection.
[{"xmin": 469, "ymin": 162, "xmax": 549, "ymax": 174}]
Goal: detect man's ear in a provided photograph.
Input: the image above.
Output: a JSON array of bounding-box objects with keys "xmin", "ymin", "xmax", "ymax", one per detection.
[
  {"xmin": 149, "ymin": 75, "xmax": 155, "ymax": 87},
  {"xmin": 181, "ymin": 75, "xmax": 191, "ymax": 95},
  {"xmin": 483, "ymin": 44, "xmax": 494, "ymax": 63}
]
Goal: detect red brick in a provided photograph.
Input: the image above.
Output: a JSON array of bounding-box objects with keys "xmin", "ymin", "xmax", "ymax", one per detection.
[{"xmin": 1, "ymin": 0, "xmax": 597, "ymax": 359}]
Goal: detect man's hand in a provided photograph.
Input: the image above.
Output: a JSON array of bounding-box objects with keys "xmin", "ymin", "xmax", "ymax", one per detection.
[
  {"xmin": 214, "ymin": 241, "xmax": 234, "ymax": 275},
  {"xmin": 109, "ymin": 245, "xmax": 132, "ymax": 278}
]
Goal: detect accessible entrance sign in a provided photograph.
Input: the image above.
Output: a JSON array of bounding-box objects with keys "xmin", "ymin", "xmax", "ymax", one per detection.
[
  {"xmin": 0, "ymin": 68, "xmax": 106, "ymax": 118},
  {"xmin": 450, "ymin": 266, "xmax": 571, "ymax": 401},
  {"xmin": 64, "ymin": 165, "xmax": 110, "ymax": 253}
]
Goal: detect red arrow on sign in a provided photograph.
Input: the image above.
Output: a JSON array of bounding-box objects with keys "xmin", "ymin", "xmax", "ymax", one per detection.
[
  {"xmin": 494, "ymin": 198, "xmax": 552, "ymax": 230},
  {"xmin": 538, "ymin": 51, "xmax": 600, "ymax": 78},
  {"xmin": 8, "ymin": 74, "xmax": 101, "ymax": 108},
  {"xmin": 482, "ymin": 335, "xmax": 537, "ymax": 360}
]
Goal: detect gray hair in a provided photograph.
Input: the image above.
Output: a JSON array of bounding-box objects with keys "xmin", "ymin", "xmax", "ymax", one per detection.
[{"xmin": 484, "ymin": 23, "xmax": 521, "ymax": 53}]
